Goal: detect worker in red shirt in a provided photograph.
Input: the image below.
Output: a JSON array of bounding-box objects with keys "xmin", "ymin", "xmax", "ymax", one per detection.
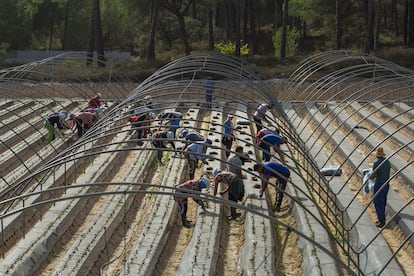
[
  {"xmin": 70, "ymin": 111, "xmax": 98, "ymax": 137},
  {"xmin": 88, "ymin": 93, "xmax": 102, "ymax": 108}
]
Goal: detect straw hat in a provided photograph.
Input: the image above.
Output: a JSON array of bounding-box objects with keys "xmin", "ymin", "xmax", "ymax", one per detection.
[{"xmin": 375, "ymin": 147, "xmax": 386, "ymax": 157}]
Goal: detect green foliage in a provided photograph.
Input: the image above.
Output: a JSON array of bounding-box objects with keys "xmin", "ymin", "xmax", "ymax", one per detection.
[
  {"xmin": 101, "ymin": 0, "xmax": 133, "ymax": 51},
  {"xmin": 215, "ymin": 41, "xmax": 249, "ymax": 56},
  {"xmin": 272, "ymin": 26, "xmax": 300, "ymax": 58},
  {"xmin": 0, "ymin": 43, "xmax": 9, "ymax": 61}
]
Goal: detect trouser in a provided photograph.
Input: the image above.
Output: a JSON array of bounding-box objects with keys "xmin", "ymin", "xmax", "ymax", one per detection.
[
  {"xmin": 229, "ymin": 192, "xmax": 238, "ymax": 216},
  {"xmin": 45, "ymin": 121, "xmax": 55, "ymax": 142},
  {"xmin": 74, "ymin": 119, "xmax": 85, "ymax": 137},
  {"xmin": 254, "ymin": 117, "xmax": 263, "ymax": 131},
  {"xmin": 223, "ymin": 137, "xmax": 233, "ymax": 158},
  {"xmin": 153, "ymin": 142, "xmax": 167, "ymax": 162},
  {"xmin": 260, "ymin": 144, "xmax": 271, "ymax": 162},
  {"xmin": 187, "ymin": 159, "xmax": 197, "ymax": 179},
  {"xmin": 373, "ymin": 182, "xmax": 389, "ymax": 223},
  {"xmin": 275, "ymin": 171, "xmax": 290, "ymax": 209},
  {"xmin": 134, "ymin": 124, "xmax": 144, "ymax": 140},
  {"xmin": 206, "ymin": 95, "xmax": 212, "ymax": 108},
  {"xmin": 179, "ymin": 202, "xmax": 188, "ymax": 222}
]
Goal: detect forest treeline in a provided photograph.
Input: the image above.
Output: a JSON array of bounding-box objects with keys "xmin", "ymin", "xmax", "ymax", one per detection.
[{"xmin": 1, "ymin": 0, "xmax": 414, "ymax": 68}]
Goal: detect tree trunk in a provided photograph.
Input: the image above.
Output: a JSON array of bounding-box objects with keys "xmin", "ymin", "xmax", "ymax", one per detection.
[
  {"xmin": 86, "ymin": 0, "xmax": 105, "ymax": 66},
  {"xmin": 275, "ymin": 0, "xmax": 284, "ymax": 28},
  {"xmin": 364, "ymin": 0, "xmax": 374, "ymax": 54},
  {"xmin": 248, "ymin": 0, "xmax": 258, "ymax": 54},
  {"xmin": 374, "ymin": 0, "xmax": 381, "ymax": 50},
  {"xmin": 234, "ymin": 0, "xmax": 241, "ymax": 56},
  {"xmin": 162, "ymin": 0, "xmax": 192, "ymax": 55},
  {"xmin": 392, "ymin": 0, "xmax": 399, "ymax": 36},
  {"xmin": 243, "ymin": 0, "xmax": 248, "ymax": 43},
  {"xmin": 62, "ymin": 0, "xmax": 71, "ymax": 50},
  {"xmin": 94, "ymin": 0, "xmax": 105, "ymax": 67},
  {"xmin": 147, "ymin": 0, "xmax": 159, "ymax": 61},
  {"xmin": 408, "ymin": 0, "xmax": 414, "ymax": 47},
  {"xmin": 336, "ymin": 0, "xmax": 342, "ymax": 49},
  {"xmin": 404, "ymin": 0, "xmax": 408, "ymax": 46},
  {"xmin": 225, "ymin": 1, "xmax": 232, "ymax": 40},
  {"xmin": 280, "ymin": 0, "xmax": 288, "ymax": 60},
  {"xmin": 86, "ymin": 0, "xmax": 96, "ymax": 66},
  {"xmin": 208, "ymin": 6, "xmax": 214, "ymax": 50},
  {"xmin": 178, "ymin": 15, "xmax": 191, "ymax": 55}
]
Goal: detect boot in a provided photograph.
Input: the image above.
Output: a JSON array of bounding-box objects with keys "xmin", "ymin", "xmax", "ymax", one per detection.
[{"xmin": 183, "ymin": 219, "xmax": 192, "ymax": 227}]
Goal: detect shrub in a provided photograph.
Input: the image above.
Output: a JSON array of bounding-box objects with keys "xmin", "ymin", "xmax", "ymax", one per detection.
[
  {"xmin": 272, "ymin": 26, "xmax": 300, "ymax": 58},
  {"xmin": 215, "ymin": 41, "xmax": 249, "ymax": 56}
]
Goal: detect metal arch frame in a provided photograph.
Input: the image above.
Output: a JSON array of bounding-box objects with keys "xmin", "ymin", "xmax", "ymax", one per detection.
[
  {"xmin": 282, "ymin": 51, "xmax": 414, "ymax": 273},
  {"xmin": 0, "ymin": 181, "xmax": 356, "ymax": 275},
  {"xmin": 1, "ymin": 51, "xmax": 413, "ymax": 274}
]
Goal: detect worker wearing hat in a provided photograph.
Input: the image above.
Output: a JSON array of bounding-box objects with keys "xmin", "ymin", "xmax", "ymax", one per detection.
[
  {"xmin": 174, "ymin": 176, "xmax": 210, "ymax": 227},
  {"xmin": 369, "ymin": 147, "xmax": 391, "ymax": 228},
  {"xmin": 44, "ymin": 110, "xmax": 71, "ymax": 142},
  {"xmin": 213, "ymin": 169, "xmax": 245, "ymax": 220}
]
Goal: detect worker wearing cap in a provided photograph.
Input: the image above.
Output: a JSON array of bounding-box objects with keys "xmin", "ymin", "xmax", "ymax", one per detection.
[
  {"xmin": 44, "ymin": 111, "xmax": 70, "ymax": 142},
  {"xmin": 255, "ymin": 127, "xmax": 280, "ymax": 145},
  {"xmin": 88, "ymin": 93, "xmax": 102, "ymax": 108},
  {"xmin": 179, "ymin": 128, "xmax": 205, "ymax": 148},
  {"xmin": 253, "ymin": 103, "xmax": 273, "ymax": 131},
  {"xmin": 222, "ymin": 114, "xmax": 235, "ymax": 158},
  {"xmin": 184, "ymin": 139, "xmax": 212, "ymax": 179},
  {"xmin": 174, "ymin": 176, "xmax": 210, "ymax": 227},
  {"xmin": 213, "ymin": 169, "xmax": 245, "ymax": 220},
  {"xmin": 369, "ymin": 147, "xmax": 391, "ymax": 228}
]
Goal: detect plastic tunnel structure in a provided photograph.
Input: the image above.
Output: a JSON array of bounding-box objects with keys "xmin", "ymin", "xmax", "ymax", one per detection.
[{"xmin": 0, "ymin": 50, "xmax": 413, "ymax": 275}]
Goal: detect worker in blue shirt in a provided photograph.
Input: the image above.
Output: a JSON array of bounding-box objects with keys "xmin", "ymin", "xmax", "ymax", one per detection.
[{"xmin": 254, "ymin": 162, "xmax": 290, "ymax": 212}]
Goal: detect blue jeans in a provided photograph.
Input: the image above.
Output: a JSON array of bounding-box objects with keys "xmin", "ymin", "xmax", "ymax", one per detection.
[
  {"xmin": 260, "ymin": 144, "xmax": 271, "ymax": 162},
  {"xmin": 373, "ymin": 182, "xmax": 389, "ymax": 223}
]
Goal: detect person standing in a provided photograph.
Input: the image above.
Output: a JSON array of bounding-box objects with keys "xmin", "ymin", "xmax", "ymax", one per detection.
[
  {"xmin": 88, "ymin": 93, "xmax": 102, "ymax": 109},
  {"xmin": 222, "ymin": 114, "xmax": 235, "ymax": 158},
  {"xmin": 70, "ymin": 111, "xmax": 98, "ymax": 138},
  {"xmin": 151, "ymin": 130, "xmax": 175, "ymax": 165},
  {"xmin": 184, "ymin": 139, "xmax": 212, "ymax": 179},
  {"xmin": 44, "ymin": 111, "xmax": 70, "ymax": 142},
  {"xmin": 369, "ymin": 147, "xmax": 392, "ymax": 228},
  {"xmin": 253, "ymin": 103, "xmax": 273, "ymax": 131},
  {"xmin": 213, "ymin": 169, "xmax": 245, "ymax": 220},
  {"xmin": 253, "ymin": 162, "xmax": 290, "ymax": 212},
  {"xmin": 174, "ymin": 176, "xmax": 210, "ymax": 227},
  {"xmin": 258, "ymin": 133, "xmax": 287, "ymax": 163},
  {"xmin": 204, "ymin": 76, "xmax": 214, "ymax": 108}
]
